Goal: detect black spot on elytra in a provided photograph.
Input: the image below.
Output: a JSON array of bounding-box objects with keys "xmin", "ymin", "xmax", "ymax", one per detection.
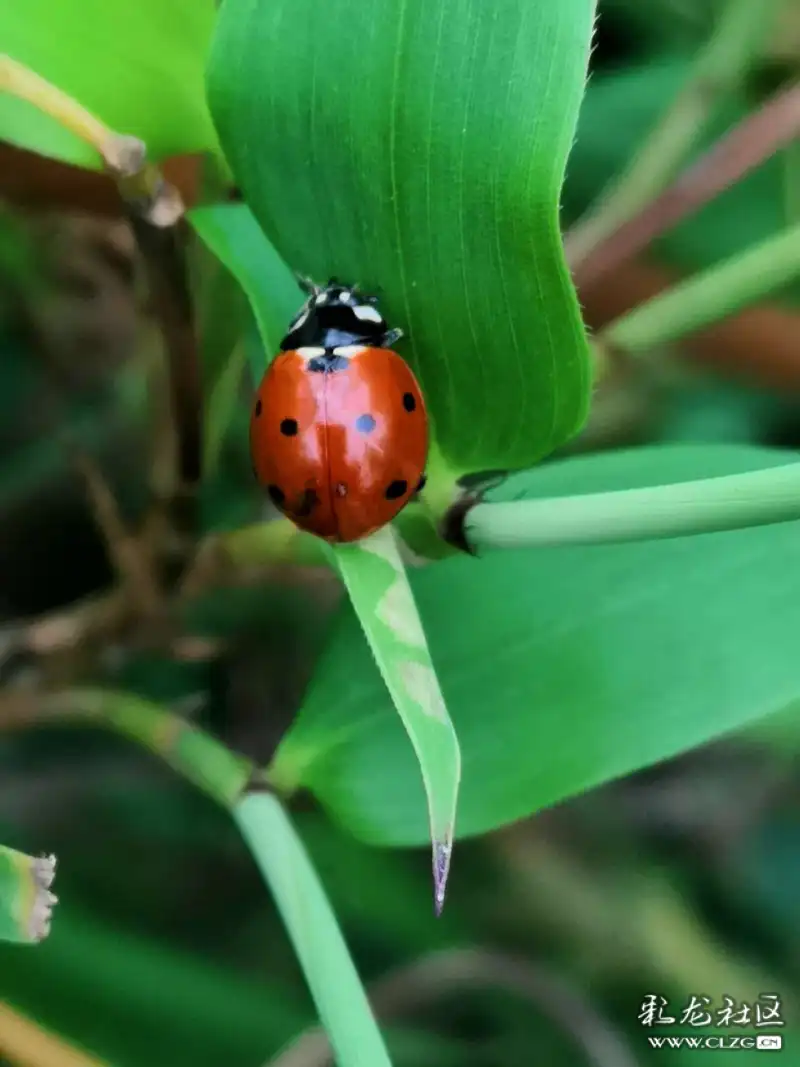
[
  {"xmin": 280, "ymin": 418, "xmax": 298, "ymax": 436},
  {"xmin": 416, "ymin": 474, "xmax": 427, "ymax": 494},
  {"xmin": 267, "ymin": 485, "xmax": 285, "ymax": 507},
  {"xmin": 254, "ymin": 399, "xmax": 262, "ymax": 417},
  {"xmin": 402, "ymin": 392, "xmax": 416, "ymax": 412},
  {"xmin": 385, "ymin": 479, "xmax": 408, "ymax": 500},
  {"xmin": 355, "ymin": 413, "xmax": 376, "ymax": 434},
  {"xmin": 294, "ymin": 488, "xmax": 320, "ymax": 517},
  {"xmin": 307, "ymin": 354, "xmax": 351, "ymax": 374}
]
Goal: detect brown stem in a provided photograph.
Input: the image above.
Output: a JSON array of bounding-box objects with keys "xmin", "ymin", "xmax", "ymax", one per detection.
[
  {"xmin": 70, "ymin": 449, "xmax": 163, "ymax": 617},
  {"xmin": 571, "ymin": 80, "xmax": 800, "ymax": 290},
  {"xmin": 131, "ymin": 215, "xmax": 203, "ymax": 498}
]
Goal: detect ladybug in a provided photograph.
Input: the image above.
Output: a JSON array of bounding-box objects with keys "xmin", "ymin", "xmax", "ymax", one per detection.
[{"xmin": 250, "ymin": 279, "xmax": 428, "ymax": 542}]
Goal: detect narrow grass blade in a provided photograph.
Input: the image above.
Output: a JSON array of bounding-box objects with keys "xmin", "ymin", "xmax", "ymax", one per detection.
[
  {"xmin": 188, "ymin": 204, "xmax": 301, "ymax": 385},
  {"xmin": 330, "ymin": 526, "xmax": 461, "ymax": 913},
  {"xmin": 235, "ymin": 792, "xmax": 392, "ymax": 1067},
  {"xmin": 0, "ymin": 846, "xmax": 56, "ymax": 944}
]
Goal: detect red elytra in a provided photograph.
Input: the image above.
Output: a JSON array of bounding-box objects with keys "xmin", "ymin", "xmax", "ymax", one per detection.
[{"xmin": 249, "ymin": 281, "xmax": 428, "ymax": 543}]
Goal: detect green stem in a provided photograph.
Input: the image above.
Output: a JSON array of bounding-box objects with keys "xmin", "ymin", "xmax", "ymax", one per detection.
[
  {"xmin": 601, "ymin": 221, "xmax": 800, "ymax": 353},
  {"xmin": 2, "ymin": 689, "xmax": 388, "ymax": 1065},
  {"xmin": 2, "ymin": 689, "xmax": 252, "ymax": 809},
  {"xmin": 0, "ymin": 846, "xmax": 56, "ymax": 944},
  {"xmin": 236, "ymin": 793, "xmax": 393, "ymax": 1067},
  {"xmin": 466, "ymin": 460, "xmax": 800, "ymax": 550},
  {"xmin": 565, "ymin": 0, "xmax": 781, "ymax": 266}
]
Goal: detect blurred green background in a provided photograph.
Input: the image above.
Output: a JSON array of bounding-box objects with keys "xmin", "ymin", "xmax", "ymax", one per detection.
[{"xmin": 0, "ymin": 0, "xmax": 798, "ymax": 1064}]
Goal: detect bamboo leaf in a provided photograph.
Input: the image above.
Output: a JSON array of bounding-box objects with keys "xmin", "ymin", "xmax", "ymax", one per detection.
[
  {"xmin": 273, "ymin": 444, "xmax": 800, "ymax": 845},
  {"xmin": 320, "ymin": 527, "xmax": 461, "ymax": 911},
  {"xmin": 207, "ymin": 0, "xmax": 595, "ymax": 491}
]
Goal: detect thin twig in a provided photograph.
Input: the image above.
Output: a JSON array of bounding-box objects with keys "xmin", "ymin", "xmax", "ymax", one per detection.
[
  {"xmin": 0, "ymin": 689, "xmax": 252, "ymax": 809},
  {"xmin": 573, "ymin": 80, "xmax": 800, "ymax": 289},
  {"xmin": 70, "ymin": 449, "xmax": 163, "ymax": 617},
  {"xmin": 0, "ymin": 55, "xmax": 179, "ymax": 222},
  {"xmin": 132, "ymin": 213, "xmax": 203, "ymax": 498},
  {"xmin": 267, "ymin": 949, "xmax": 639, "ymax": 1067},
  {"xmin": 0, "ymin": 1000, "xmax": 107, "ymax": 1067},
  {"xmin": 564, "ymin": 0, "xmax": 783, "ymax": 268}
]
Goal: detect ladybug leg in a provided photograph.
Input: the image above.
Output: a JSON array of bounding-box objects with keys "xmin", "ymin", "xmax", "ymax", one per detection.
[{"xmin": 380, "ymin": 327, "xmax": 404, "ymax": 347}]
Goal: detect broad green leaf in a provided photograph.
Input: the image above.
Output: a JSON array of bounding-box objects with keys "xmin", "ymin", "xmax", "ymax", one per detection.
[
  {"xmin": 1, "ymin": 0, "xmax": 218, "ymax": 168},
  {"xmin": 207, "ymin": 0, "xmax": 595, "ymax": 487},
  {"xmin": 235, "ymin": 792, "xmax": 393, "ymax": 1067},
  {"xmin": 323, "ymin": 528, "xmax": 460, "ymax": 910},
  {"xmin": 188, "ymin": 204, "xmax": 301, "ymax": 386},
  {"xmin": 0, "ymin": 846, "xmax": 56, "ymax": 944},
  {"xmin": 273, "ymin": 443, "xmax": 800, "ymax": 845}
]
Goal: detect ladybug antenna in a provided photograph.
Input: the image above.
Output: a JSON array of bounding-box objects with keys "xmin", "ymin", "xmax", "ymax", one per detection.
[{"xmin": 296, "ymin": 273, "xmax": 320, "ymax": 297}]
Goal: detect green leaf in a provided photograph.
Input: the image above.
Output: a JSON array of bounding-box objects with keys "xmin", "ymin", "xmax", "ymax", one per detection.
[
  {"xmin": 235, "ymin": 792, "xmax": 393, "ymax": 1067},
  {"xmin": 207, "ymin": 0, "xmax": 595, "ymax": 486},
  {"xmin": 273, "ymin": 443, "xmax": 800, "ymax": 845},
  {"xmin": 0, "ymin": 846, "xmax": 56, "ymax": 944},
  {"xmin": 194, "ymin": 238, "xmax": 255, "ymax": 478},
  {"xmin": 0, "ymin": 0, "xmax": 218, "ymax": 168},
  {"xmin": 188, "ymin": 204, "xmax": 301, "ymax": 386},
  {"xmin": 322, "ymin": 528, "xmax": 461, "ymax": 911}
]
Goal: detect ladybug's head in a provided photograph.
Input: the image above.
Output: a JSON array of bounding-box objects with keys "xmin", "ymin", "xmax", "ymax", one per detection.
[{"xmin": 280, "ymin": 279, "xmax": 402, "ymax": 352}]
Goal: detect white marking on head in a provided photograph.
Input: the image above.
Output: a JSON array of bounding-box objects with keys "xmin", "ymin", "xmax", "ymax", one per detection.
[
  {"xmin": 353, "ymin": 304, "xmax": 383, "ymax": 323},
  {"xmin": 332, "ymin": 345, "xmax": 367, "ymax": 357},
  {"xmin": 338, "ymin": 289, "xmax": 352, "ymax": 302},
  {"xmin": 291, "ymin": 306, "xmax": 311, "ymax": 329},
  {"xmin": 314, "ymin": 292, "xmax": 328, "ymax": 305},
  {"xmin": 296, "ymin": 346, "xmax": 326, "ymax": 359}
]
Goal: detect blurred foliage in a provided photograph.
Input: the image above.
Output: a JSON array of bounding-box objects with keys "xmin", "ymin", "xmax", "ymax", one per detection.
[
  {"xmin": 0, "ymin": 0, "xmax": 799, "ymax": 1065},
  {"xmin": 0, "ymin": 0, "xmax": 218, "ymax": 168}
]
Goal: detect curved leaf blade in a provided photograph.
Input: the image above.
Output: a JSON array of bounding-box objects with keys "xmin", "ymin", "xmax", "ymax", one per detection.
[
  {"xmin": 274, "ymin": 444, "xmax": 800, "ymax": 845},
  {"xmin": 188, "ymin": 204, "xmax": 301, "ymax": 386},
  {"xmin": 207, "ymin": 0, "xmax": 595, "ymax": 482},
  {"xmin": 1, "ymin": 0, "xmax": 218, "ymax": 168},
  {"xmin": 327, "ymin": 528, "xmax": 461, "ymax": 910}
]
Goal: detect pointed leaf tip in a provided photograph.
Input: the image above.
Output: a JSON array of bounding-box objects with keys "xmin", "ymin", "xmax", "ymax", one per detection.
[{"xmin": 433, "ymin": 837, "xmax": 453, "ymax": 917}]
